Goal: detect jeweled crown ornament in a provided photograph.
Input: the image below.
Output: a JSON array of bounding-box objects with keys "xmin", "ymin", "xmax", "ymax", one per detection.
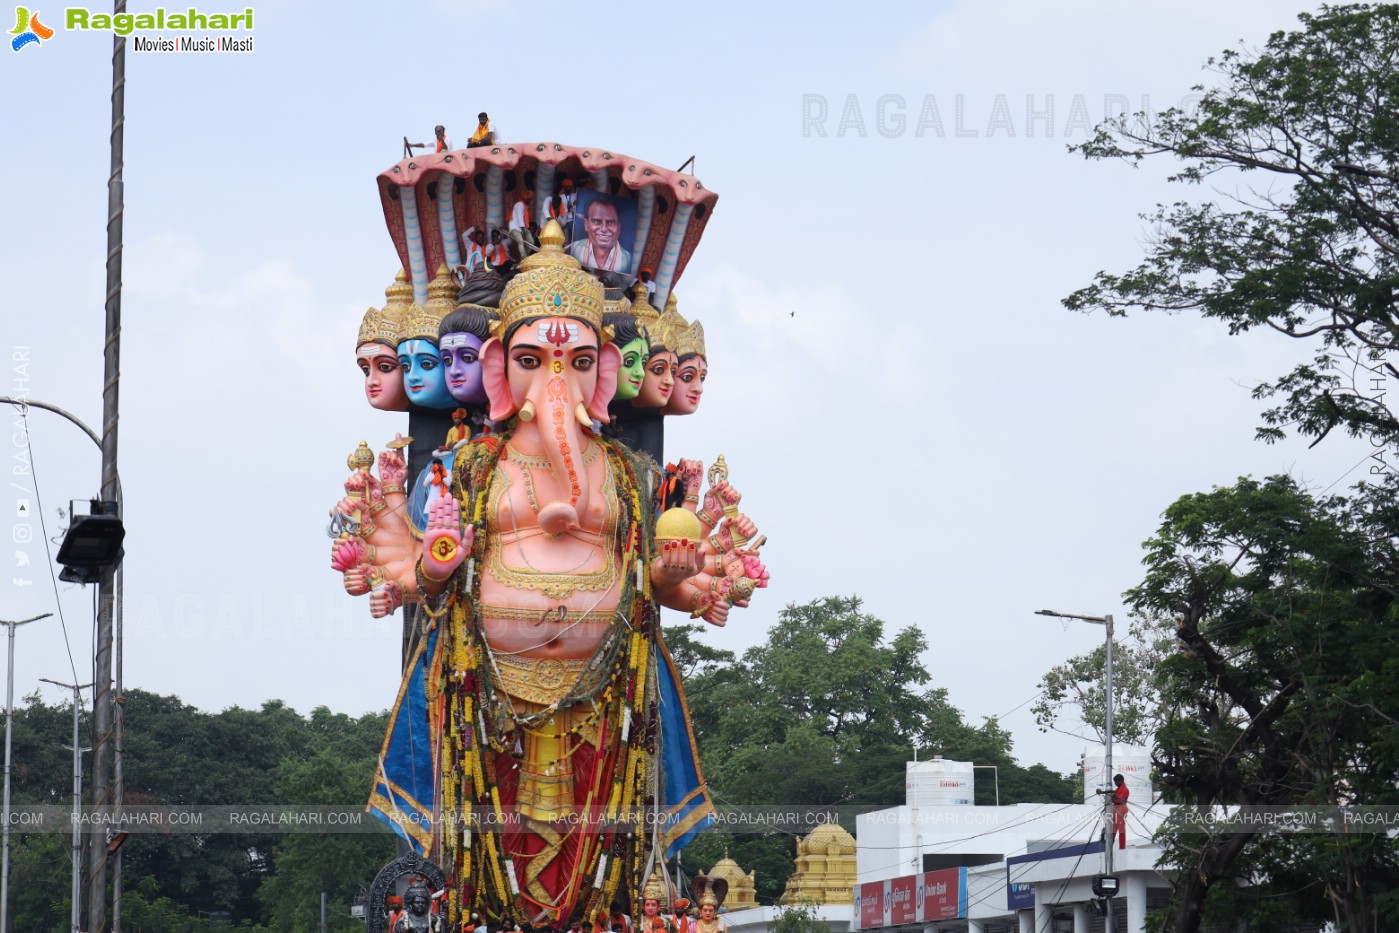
[
  {"xmin": 652, "ymin": 300, "xmax": 687, "ymax": 353},
  {"xmin": 642, "ymin": 866, "xmax": 668, "ymax": 902},
  {"xmin": 402, "ymin": 301, "xmax": 447, "ymax": 344},
  {"xmin": 357, "ymin": 269, "xmax": 414, "ymax": 349},
  {"xmin": 424, "ymin": 263, "xmax": 458, "ymax": 320},
  {"xmin": 675, "ymin": 319, "xmax": 707, "ymax": 359},
  {"xmin": 495, "ymin": 219, "xmax": 606, "ymax": 338},
  {"xmin": 628, "ymin": 283, "xmax": 663, "ymax": 340}
]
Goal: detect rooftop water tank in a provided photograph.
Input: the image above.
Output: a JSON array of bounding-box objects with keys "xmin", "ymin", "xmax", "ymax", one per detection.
[
  {"xmin": 1082, "ymin": 743, "xmax": 1153, "ymax": 804},
  {"xmin": 906, "ymin": 757, "xmax": 975, "ymax": 807}
]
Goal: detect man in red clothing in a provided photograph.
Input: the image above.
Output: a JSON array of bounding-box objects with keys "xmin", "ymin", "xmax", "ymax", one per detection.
[{"xmin": 1096, "ymin": 773, "xmax": 1129, "ymax": 849}]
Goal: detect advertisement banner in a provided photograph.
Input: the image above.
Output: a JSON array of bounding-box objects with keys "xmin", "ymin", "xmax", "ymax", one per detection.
[
  {"xmin": 856, "ymin": 881, "xmax": 883, "ymax": 930},
  {"xmin": 922, "ymin": 867, "xmax": 966, "ymax": 920},
  {"xmin": 888, "ymin": 875, "xmax": 917, "ymax": 925}
]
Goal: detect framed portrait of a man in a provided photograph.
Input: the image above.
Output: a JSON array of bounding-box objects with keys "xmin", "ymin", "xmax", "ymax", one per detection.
[{"xmin": 569, "ymin": 191, "xmax": 637, "ymax": 276}]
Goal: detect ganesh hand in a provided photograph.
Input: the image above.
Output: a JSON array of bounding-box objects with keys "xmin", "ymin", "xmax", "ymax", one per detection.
[
  {"xmin": 369, "ymin": 580, "xmax": 404, "ymax": 618},
  {"xmin": 702, "ymin": 599, "xmax": 731, "ymax": 627},
  {"xmin": 343, "ymin": 566, "xmax": 373, "ymax": 597},
  {"xmin": 344, "ymin": 469, "xmax": 383, "ymax": 503},
  {"xmin": 421, "ymin": 496, "xmax": 468, "ymax": 582},
  {"xmin": 378, "ymin": 450, "xmax": 407, "ymax": 487},
  {"xmin": 723, "ymin": 514, "xmax": 757, "ymax": 544},
  {"xmin": 677, "ymin": 459, "xmax": 705, "ymax": 496},
  {"xmin": 711, "ymin": 479, "xmax": 742, "ymax": 515},
  {"xmin": 330, "ymin": 538, "xmax": 367, "ymax": 572},
  {"xmin": 651, "ymin": 540, "xmax": 701, "ymax": 589}
]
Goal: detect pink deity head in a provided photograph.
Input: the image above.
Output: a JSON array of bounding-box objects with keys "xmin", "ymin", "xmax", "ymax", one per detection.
[
  {"xmin": 633, "ymin": 347, "xmax": 675, "ymax": 409},
  {"xmin": 663, "ymin": 352, "xmax": 707, "ymax": 416},
  {"xmin": 356, "ymin": 339, "xmax": 409, "ymax": 411}
]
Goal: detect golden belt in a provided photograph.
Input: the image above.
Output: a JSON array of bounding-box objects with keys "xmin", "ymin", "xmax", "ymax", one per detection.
[
  {"xmin": 478, "ymin": 604, "xmax": 617, "ymax": 625},
  {"xmin": 489, "ymin": 652, "xmax": 591, "ymax": 707}
]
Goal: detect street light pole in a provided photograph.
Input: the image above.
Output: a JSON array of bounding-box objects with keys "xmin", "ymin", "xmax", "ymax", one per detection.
[
  {"xmin": 0, "ymin": 396, "xmax": 124, "ymax": 932},
  {"xmin": 1, "ymin": 614, "xmax": 54, "ymax": 933},
  {"xmin": 1035, "ymin": 608, "xmax": 1116, "ymax": 926},
  {"xmin": 41, "ymin": 678, "xmax": 94, "ymax": 933}
]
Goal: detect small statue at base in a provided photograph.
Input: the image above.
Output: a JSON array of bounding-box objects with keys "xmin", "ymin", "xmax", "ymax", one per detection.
[{"xmin": 394, "ymin": 879, "xmax": 443, "ymax": 933}]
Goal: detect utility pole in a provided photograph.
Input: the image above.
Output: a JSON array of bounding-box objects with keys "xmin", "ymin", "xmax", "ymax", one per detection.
[
  {"xmin": 90, "ymin": 0, "xmax": 127, "ymax": 922},
  {"xmin": 41, "ymin": 678, "xmax": 93, "ymax": 933},
  {"xmin": 1035, "ymin": 609, "xmax": 1116, "ymax": 927},
  {"xmin": 1, "ymin": 614, "xmax": 54, "ymax": 933}
]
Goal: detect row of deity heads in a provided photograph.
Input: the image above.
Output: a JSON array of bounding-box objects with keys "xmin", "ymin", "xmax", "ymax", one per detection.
[{"xmin": 354, "ymin": 220, "xmax": 708, "ymax": 418}]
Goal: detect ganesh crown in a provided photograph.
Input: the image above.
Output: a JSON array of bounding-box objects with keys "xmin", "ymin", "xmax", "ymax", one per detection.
[{"xmin": 494, "ymin": 219, "xmax": 608, "ymax": 339}]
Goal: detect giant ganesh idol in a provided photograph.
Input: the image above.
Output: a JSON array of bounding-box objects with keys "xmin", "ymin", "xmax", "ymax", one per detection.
[{"xmin": 330, "ymin": 143, "xmax": 768, "ymax": 931}]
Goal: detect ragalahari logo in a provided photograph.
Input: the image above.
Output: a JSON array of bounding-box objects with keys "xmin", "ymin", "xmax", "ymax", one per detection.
[{"xmin": 10, "ymin": 6, "xmax": 53, "ymax": 51}]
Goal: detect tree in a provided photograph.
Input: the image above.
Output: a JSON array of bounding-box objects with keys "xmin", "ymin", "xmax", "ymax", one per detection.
[
  {"xmin": 769, "ymin": 902, "xmax": 828, "ymax": 933},
  {"xmin": 673, "ymin": 596, "xmax": 1077, "ymax": 901},
  {"xmin": 1064, "ymin": 4, "xmax": 1399, "ymax": 458},
  {"xmin": 1127, "ymin": 475, "xmax": 1399, "ymax": 933},
  {"xmin": 1031, "ymin": 615, "xmax": 1172, "ymax": 747}
]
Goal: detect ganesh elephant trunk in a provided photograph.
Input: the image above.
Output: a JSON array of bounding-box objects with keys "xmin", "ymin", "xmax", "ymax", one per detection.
[{"xmin": 534, "ymin": 373, "xmax": 593, "ymax": 535}]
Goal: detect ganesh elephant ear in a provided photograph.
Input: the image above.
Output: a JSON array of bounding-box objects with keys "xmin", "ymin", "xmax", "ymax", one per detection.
[
  {"xmin": 588, "ymin": 341, "xmax": 621, "ymax": 423},
  {"xmin": 481, "ymin": 337, "xmax": 516, "ymax": 421}
]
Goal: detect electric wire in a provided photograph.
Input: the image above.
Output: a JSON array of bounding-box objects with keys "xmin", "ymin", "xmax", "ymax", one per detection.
[
  {"xmin": 17, "ymin": 405, "xmax": 81, "ymax": 685},
  {"xmin": 955, "ymin": 807, "xmax": 1102, "ymax": 914}
]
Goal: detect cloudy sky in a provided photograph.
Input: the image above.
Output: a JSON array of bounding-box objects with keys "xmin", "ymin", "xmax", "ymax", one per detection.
[{"xmin": 3, "ymin": 0, "xmax": 1366, "ymax": 786}]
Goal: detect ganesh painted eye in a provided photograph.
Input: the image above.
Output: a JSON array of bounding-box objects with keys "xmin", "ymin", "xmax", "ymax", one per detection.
[
  {"xmin": 377, "ymin": 360, "xmax": 398, "ymax": 373},
  {"xmin": 574, "ymin": 356, "xmax": 595, "ymax": 371},
  {"xmin": 513, "ymin": 354, "xmax": 540, "ymax": 370}
]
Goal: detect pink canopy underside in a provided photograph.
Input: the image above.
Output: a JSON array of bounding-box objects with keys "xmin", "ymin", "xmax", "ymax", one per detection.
[{"xmin": 377, "ymin": 142, "xmax": 719, "ymax": 296}]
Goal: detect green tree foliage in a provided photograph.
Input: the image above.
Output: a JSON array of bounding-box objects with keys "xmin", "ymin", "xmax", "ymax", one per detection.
[
  {"xmin": 768, "ymin": 902, "xmax": 828, "ymax": 933},
  {"xmin": 1064, "ymin": 8, "xmax": 1399, "ymax": 930},
  {"xmin": 258, "ymin": 709, "xmax": 395, "ymax": 933},
  {"xmin": 6, "ymin": 691, "xmax": 393, "ymax": 929},
  {"xmin": 1031, "ymin": 616, "xmax": 1172, "ymax": 747},
  {"xmin": 671, "ymin": 596, "xmax": 1077, "ymax": 902},
  {"xmin": 1064, "ymin": 4, "xmax": 1399, "ymax": 458},
  {"xmin": 1129, "ymin": 476, "xmax": 1399, "ymax": 933}
]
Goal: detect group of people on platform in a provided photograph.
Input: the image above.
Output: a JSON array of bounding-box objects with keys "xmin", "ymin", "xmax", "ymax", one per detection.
[
  {"xmin": 431, "ymin": 112, "xmax": 498, "ymax": 153},
  {"xmin": 455, "ymin": 176, "xmax": 635, "ymax": 285},
  {"xmin": 381, "ymin": 872, "xmax": 731, "ymax": 933}
]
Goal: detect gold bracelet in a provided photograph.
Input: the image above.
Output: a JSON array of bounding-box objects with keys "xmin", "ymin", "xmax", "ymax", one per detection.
[
  {"xmin": 369, "ymin": 499, "xmax": 388, "ymax": 515},
  {"xmin": 358, "ymin": 521, "xmax": 378, "ymax": 538},
  {"xmin": 683, "ymin": 493, "xmax": 700, "ymax": 503},
  {"xmin": 382, "ymin": 484, "xmax": 406, "ymax": 496},
  {"xmin": 697, "ymin": 508, "xmax": 720, "ymax": 527}
]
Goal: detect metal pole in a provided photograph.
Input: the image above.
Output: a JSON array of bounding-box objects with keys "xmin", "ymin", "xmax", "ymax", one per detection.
[
  {"xmin": 322, "ymin": 891, "xmax": 328, "ymax": 933},
  {"xmin": 1, "ymin": 614, "xmax": 53, "ymax": 933},
  {"xmin": 112, "ymin": 564, "xmax": 123, "ymax": 933},
  {"xmin": 41, "ymin": 678, "xmax": 94, "ymax": 933},
  {"xmin": 90, "ymin": 0, "xmax": 126, "ymax": 923},
  {"xmin": 0, "ymin": 402, "xmax": 121, "ymax": 933},
  {"xmin": 1033, "ymin": 608, "xmax": 1116, "ymax": 927},
  {"xmin": 1103, "ymin": 613, "xmax": 1115, "ymax": 931}
]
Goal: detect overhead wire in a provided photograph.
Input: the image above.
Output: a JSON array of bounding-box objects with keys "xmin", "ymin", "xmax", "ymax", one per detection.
[
  {"xmin": 16, "ymin": 404, "xmax": 81, "ymax": 685},
  {"xmin": 956, "ymin": 807, "xmax": 1102, "ymax": 915}
]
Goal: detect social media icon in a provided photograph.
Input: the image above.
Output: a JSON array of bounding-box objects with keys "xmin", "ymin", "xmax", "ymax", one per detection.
[
  {"xmin": 13, "ymin": 551, "xmax": 28, "ymax": 567},
  {"xmin": 15, "ymin": 499, "xmax": 30, "ymax": 518},
  {"xmin": 12, "ymin": 526, "xmax": 31, "ymax": 543}
]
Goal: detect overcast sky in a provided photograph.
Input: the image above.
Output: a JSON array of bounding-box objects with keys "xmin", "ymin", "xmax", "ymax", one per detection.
[{"xmin": 3, "ymin": 1, "xmax": 1367, "ymax": 789}]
